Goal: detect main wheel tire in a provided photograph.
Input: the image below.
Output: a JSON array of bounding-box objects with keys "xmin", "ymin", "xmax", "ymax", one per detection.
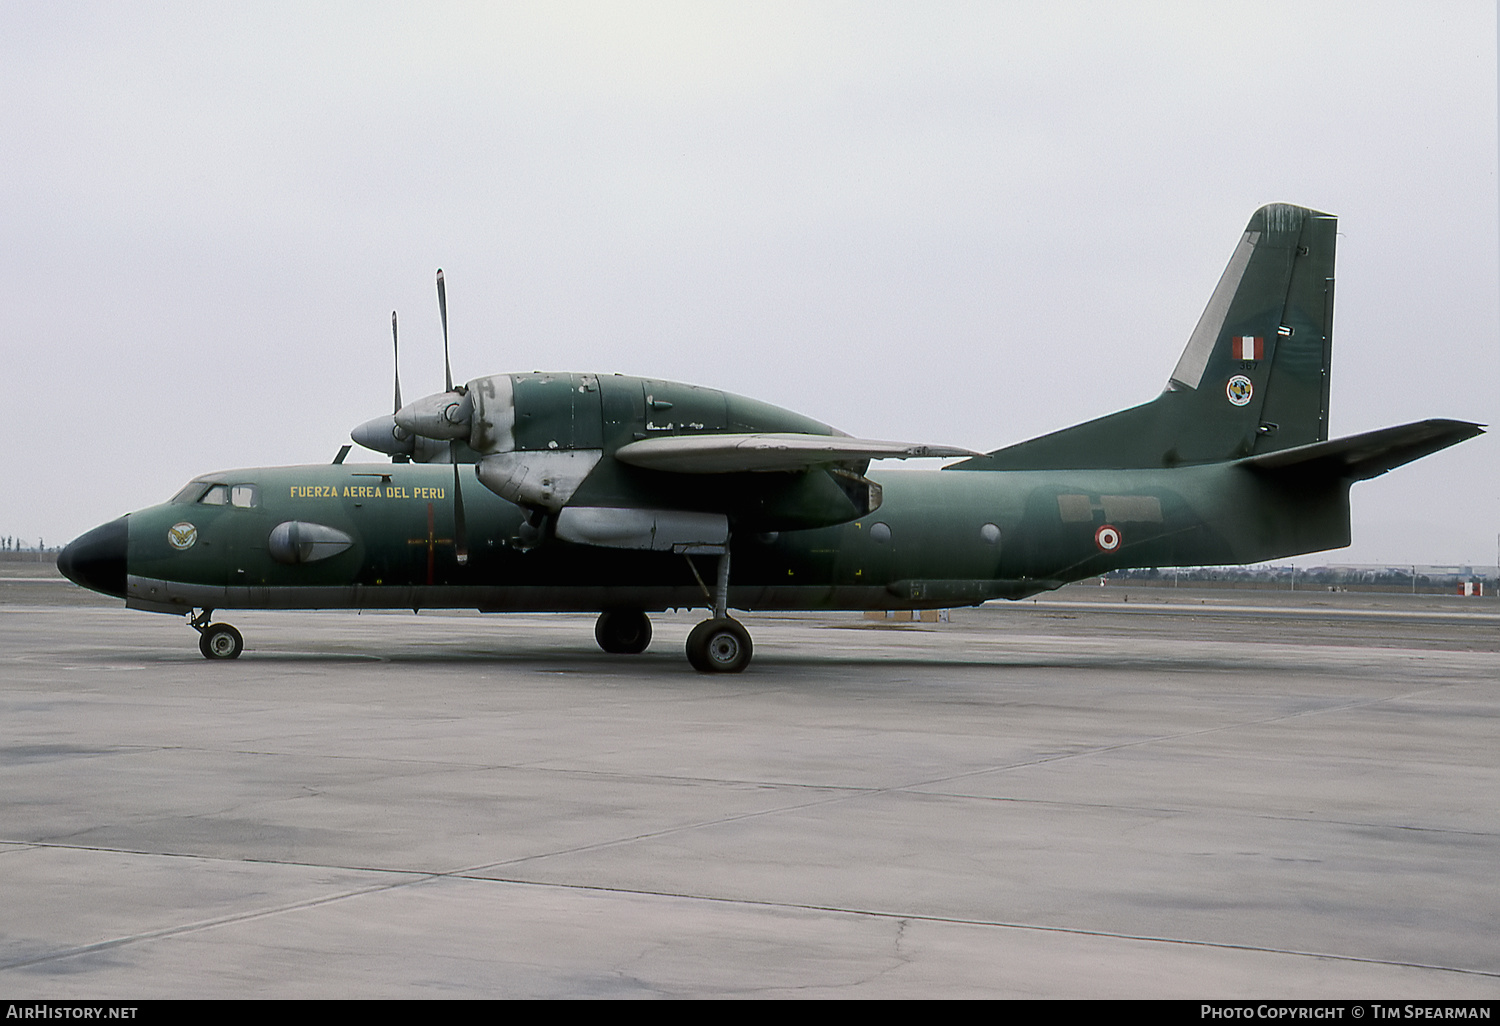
[
  {"xmin": 685, "ymin": 617, "xmax": 752, "ymax": 673},
  {"xmin": 595, "ymin": 609, "xmax": 652, "ymax": 654},
  {"xmin": 199, "ymin": 623, "xmax": 244, "ymax": 660}
]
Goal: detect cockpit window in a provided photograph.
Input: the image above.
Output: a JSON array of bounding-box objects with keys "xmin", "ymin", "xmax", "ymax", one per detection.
[
  {"xmin": 184, "ymin": 481, "xmax": 258, "ymax": 507},
  {"xmin": 171, "ymin": 481, "xmax": 210, "ymax": 504}
]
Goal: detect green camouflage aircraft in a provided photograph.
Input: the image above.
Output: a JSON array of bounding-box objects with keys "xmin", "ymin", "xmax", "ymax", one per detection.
[{"xmin": 59, "ymin": 204, "xmax": 1481, "ymax": 671}]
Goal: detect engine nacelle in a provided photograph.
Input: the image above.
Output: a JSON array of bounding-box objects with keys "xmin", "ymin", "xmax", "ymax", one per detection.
[
  {"xmin": 463, "ymin": 372, "xmax": 839, "ymax": 458},
  {"xmin": 360, "ymin": 371, "xmax": 885, "ymax": 533}
]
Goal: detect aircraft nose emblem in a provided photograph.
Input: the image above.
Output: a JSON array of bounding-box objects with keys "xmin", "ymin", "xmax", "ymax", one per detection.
[{"xmin": 167, "ymin": 522, "xmax": 199, "ymax": 550}]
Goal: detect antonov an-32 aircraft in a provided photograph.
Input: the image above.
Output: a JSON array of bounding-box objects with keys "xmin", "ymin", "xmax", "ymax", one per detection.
[{"xmin": 59, "ymin": 204, "xmax": 1481, "ymax": 671}]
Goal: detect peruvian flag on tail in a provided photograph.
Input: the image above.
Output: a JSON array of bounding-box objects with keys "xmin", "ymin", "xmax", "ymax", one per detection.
[{"xmin": 1232, "ymin": 336, "xmax": 1264, "ymax": 360}]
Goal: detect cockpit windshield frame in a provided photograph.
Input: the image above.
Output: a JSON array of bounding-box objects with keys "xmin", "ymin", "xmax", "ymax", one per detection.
[{"xmin": 173, "ymin": 480, "xmax": 260, "ymax": 508}]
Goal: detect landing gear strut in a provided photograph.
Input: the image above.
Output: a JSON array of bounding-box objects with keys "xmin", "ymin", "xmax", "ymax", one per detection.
[
  {"xmin": 685, "ymin": 544, "xmax": 752, "ymax": 673},
  {"xmin": 189, "ymin": 609, "xmax": 243, "ymax": 660},
  {"xmin": 595, "ymin": 609, "xmax": 652, "ymax": 654}
]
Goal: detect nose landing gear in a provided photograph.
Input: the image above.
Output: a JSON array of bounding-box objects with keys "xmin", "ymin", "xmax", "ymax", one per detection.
[{"xmin": 189, "ymin": 609, "xmax": 243, "ymax": 660}]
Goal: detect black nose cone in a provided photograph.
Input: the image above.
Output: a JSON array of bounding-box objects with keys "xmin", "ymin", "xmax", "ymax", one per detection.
[{"xmin": 58, "ymin": 516, "xmax": 128, "ymax": 599}]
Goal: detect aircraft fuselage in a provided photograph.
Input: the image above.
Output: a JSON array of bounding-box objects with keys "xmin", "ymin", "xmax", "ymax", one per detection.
[{"xmin": 78, "ymin": 459, "xmax": 1348, "ymax": 617}]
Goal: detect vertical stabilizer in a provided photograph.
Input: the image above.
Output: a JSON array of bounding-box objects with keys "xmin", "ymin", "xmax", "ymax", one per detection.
[{"xmin": 952, "ymin": 204, "xmax": 1337, "ymax": 471}]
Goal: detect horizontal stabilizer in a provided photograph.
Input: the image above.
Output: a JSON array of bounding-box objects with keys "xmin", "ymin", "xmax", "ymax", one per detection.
[
  {"xmin": 614, "ymin": 433, "xmax": 980, "ymax": 474},
  {"xmin": 1237, "ymin": 419, "xmax": 1483, "ymax": 481}
]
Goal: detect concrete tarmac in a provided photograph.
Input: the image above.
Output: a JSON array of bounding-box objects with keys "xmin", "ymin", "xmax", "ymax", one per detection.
[{"xmin": 2, "ymin": 573, "xmax": 1497, "ymax": 998}]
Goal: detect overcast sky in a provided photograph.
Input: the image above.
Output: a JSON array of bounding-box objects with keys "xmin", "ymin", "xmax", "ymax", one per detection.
[{"xmin": 3, "ymin": 1, "xmax": 1495, "ymax": 567}]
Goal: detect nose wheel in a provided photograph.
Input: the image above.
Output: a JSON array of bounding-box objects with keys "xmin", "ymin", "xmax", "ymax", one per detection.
[{"xmin": 189, "ymin": 610, "xmax": 243, "ymax": 660}]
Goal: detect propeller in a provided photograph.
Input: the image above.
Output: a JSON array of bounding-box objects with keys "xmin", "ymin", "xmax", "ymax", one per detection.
[
  {"xmin": 387, "ymin": 271, "xmax": 472, "ymax": 442},
  {"xmin": 391, "ymin": 311, "xmax": 402, "ymax": 414},
  {"xmin": 350, "ymin": 310, "xmax": 416, "ymax": 461},
  {"xmin": 438, "ymin": 268, "xmax": 453, "ymax": 393},
  {"xmin": 349, "ymin": 270, "xmax": 469, "ymax": 564},
  {"xmin": 436, "ymin": 269, "xmax": 468, "ymax": 566},
  {"xmin": 386, "ymin": 312, "xmax": 412, "ymax": 463},
  {"xmin": 452, "ymin": 460, "xmax": 469, "ymax": 566}
]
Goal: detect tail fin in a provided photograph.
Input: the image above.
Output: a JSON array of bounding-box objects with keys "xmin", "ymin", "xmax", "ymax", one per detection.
[{"xmin": 952, "ymin": 203, "xmax": 1337, "ymax": 471}]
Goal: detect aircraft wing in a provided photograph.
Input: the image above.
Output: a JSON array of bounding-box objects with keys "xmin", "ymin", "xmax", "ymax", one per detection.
[{"xmin": 613, "ymin": 433, "xmax": 981, "ymax": 474}]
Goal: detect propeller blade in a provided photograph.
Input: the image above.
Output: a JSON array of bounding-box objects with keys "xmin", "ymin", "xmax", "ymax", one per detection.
[
  {"xmin": 437, "ymin": 268, "xmax": 453, "ymax": 393},
  {"xmin": 451, "ymin": 442, "xmax": 468, "ymax": 566},
  {"xmin": 391, "ymin": 311, "xmax": 402, "ymax": 414}
]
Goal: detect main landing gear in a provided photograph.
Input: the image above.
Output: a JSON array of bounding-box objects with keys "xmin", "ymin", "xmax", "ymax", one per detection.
[
  {"xmin": 189, "ymin": 609, "xmax": 243, "ymax": 660},
  {"xmin": 592, "ymin": 542, "xmax": 754, "ymax": 673},
  {"xmin": 684, "ymin": 543, "xmax": 752, "ymax": 674},
  {"xmin": 595, "ymin": 609, "xmax": 652, "ymax": 654},
  {"xmin": 685, "ymin": 616, "xmax": 752, "ymax": 673}
]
